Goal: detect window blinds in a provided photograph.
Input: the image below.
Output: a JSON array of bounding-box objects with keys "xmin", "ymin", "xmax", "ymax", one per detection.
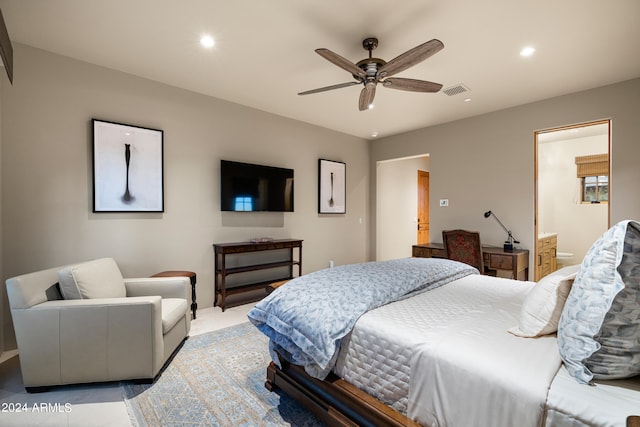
[{"xmin": 575, "ymin": 153, "xmax": 609, "ymax": 177}]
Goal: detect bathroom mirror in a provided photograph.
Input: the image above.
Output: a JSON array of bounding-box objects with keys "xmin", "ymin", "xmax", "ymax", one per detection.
[{"xmin": 534, "ymin": 120, "xmax": 610, "ymax": 280}]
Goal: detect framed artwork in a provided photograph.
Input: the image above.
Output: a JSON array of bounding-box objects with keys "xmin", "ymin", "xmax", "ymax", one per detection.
[
  {"xmin": 318, "ymin": 159, "xmax": 346, "ymax": 214},
  {"xmin": 92, "ymin": 119, "xmax": 164, "ymax": 212}
]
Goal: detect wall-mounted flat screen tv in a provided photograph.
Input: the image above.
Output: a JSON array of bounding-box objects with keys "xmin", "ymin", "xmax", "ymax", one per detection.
[{"xmin": 220, "ymin": 160, "xmax": 294, "ymax": 212}]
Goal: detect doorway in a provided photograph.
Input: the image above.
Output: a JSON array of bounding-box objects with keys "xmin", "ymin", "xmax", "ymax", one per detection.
[
  {"xmin": 534, "ymin": 120, "xmax": 610, "ymax": 280},
  {"xmin": 376, "ymin": 155, "xmax": 430, "ymax": 260},
  {"xmin": 417, "ymin": 170, "xmax": 430, "ymax": 244}
]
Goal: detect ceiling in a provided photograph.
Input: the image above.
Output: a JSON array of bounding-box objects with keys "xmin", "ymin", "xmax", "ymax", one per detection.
[
  {"xmin": 537, "ymin": 122, "xmax": 609, "ymax": 144},
  {"xmin": 1, "ymin": 0, "xmax": 638, "ymax": 140}
]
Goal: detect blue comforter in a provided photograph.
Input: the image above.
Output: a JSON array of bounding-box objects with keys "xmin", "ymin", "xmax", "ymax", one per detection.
[{"xmin": 247, "ymin": 257, "xmax": 478, "ymax": 379}]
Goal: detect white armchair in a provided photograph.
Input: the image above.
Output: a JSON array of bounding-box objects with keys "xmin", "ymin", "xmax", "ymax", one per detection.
[{"xmin": 5, "ymin": 258, "xmax": 191, "ymax": 391}]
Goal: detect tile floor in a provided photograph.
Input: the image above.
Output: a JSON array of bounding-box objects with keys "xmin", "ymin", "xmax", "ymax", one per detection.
[{"xmin": 0, "ymin": 303, "xmax": 255, "ymax": 427}]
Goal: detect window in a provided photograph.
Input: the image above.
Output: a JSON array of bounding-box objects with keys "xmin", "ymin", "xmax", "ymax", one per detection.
[
  {"xmin": 575, "ymin": 154, "xmax": 609, "ymax": 203},
  {"xmin": 582, "ymin": 175, "xmax": 608, "ymax": 203},
  {"xmin": 234, "ymin": 196, "xmax": 253, "ymax": 211}
]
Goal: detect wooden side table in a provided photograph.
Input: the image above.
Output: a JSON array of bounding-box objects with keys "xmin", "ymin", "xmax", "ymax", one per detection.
[
  {"xmin": 412, "ymin": 243, "xmax": 529, "ymax": 281},
  {"xmin": 151, "ymin": 270, "xmax": 197, "ymax": 319},
  {"xmin": 266, "ymin": 279, "xmax": 289, "ymax": 294}
]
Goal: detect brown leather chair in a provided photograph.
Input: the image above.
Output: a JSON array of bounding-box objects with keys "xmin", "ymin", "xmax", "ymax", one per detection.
[{"xmin": 442, "ymin": 229, "xmax": 497, "ymax": 276}]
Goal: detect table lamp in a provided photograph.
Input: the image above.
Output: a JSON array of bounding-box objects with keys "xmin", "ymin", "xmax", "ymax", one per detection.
[{"xmin": 483, "ymin": 210, "xmax": 519, "ymax": 251}]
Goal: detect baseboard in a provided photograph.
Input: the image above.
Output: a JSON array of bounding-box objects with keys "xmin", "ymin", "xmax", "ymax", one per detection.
[{"xmin": 0, "ymin": 349, "xmax": 18, "ymax": 365}]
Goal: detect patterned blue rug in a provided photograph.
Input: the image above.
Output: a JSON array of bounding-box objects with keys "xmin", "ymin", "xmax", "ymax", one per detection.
[{"xmin": 120, "ymin": 322, "xmax": 324, "ymax": 426}]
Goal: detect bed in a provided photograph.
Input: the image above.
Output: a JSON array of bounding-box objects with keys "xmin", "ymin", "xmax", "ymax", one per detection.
[{"xmin": 248, "ymin": 221, "xmax": 640, "ymax": 427}]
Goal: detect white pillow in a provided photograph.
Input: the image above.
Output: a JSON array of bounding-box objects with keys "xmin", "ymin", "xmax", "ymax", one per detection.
[
  {"xmin": 508, "ymin": 265, "xmax": 579, "ymax": 338},
  {"xmin": 58, "ymin": 258, "xmax": 126, "ymax": 299}
]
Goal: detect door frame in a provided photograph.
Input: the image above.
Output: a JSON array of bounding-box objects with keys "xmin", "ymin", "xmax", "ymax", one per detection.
[
  {"xmin": 375, "ymin": 155, "xmax": 430, "ymax": 260},
  {"xmin": 534, "ymin": 119, "xmax": 611, "ymax": 280}
]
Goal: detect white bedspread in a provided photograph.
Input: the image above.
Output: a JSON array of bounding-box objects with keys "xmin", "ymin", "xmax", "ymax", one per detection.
[
  {"xmin": 545, "ymin": 366, "xmax": 640, "ymax": 427},
  {"xmin": 334, "ymin": 273, "xmax": 640, "ymax": 427},
  {"xmin": 408, "ymin": 276, "xmax": 562, "ymax": 427},
  {"xmin": 337, "ymin": 274, "xmax": 563, "ymax": 427},
  {"xmin": 335, "ymin": 273, "xmax": 503, "ymax": 413}
]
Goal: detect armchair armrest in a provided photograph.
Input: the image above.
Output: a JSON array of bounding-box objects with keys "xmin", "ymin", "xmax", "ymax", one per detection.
[
  {"xmin": 11, "ymin": 297, "xmax": 164, "ymax": 387},
  {"xmin": 125, "ymin": 277, "xmax": 190, "ymax": 301}
]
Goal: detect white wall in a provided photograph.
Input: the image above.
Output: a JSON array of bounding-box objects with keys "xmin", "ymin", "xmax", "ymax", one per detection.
[
  {"xmin": 0, "ymin": 44, "xmax": 370, "ymax": 349},
  {"xmin": 538, "ymin": 134, "xmax": 609, "ymax": 261},
  {"xmin": 370, "ymin": 78, "xmax": 640, "ymax": 273},
  {"xmin": 376, "ymin": 156, "xmax": 429, "ymax": 260}
]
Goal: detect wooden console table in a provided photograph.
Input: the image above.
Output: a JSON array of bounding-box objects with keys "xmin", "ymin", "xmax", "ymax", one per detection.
[
  {"xmin": 213, "ymin": 239, "xmax": 302, "ymax": 311},
  {"xmin": 413, "ymin": 243, "xmax": 529, "ymax": 281}
]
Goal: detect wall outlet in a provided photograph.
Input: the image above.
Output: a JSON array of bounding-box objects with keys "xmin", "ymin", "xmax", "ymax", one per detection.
[
  {"xmin": 329, "ymin": 260, "xmax": 334, "ymax": 268},
  {"xmin": 439, "ymin": 199, "xmax": 449, "ymax": 207}
]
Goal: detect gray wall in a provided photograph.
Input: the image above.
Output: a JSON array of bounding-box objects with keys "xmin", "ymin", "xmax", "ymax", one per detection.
[
  {"xmin": 0, "ymin": 44, "xmax": 370, "ymax": 349},
  {"xmin": 370, "ymin": 78, "xmax": 640, "ymax": 269},
  {"xmin": 2, "ymin": 43, "xmax": 638, "ymax": 353}
]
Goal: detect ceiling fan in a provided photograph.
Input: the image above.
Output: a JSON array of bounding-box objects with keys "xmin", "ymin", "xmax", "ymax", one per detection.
[{"xmin": 298, "ymin": 37, "xmax": 444, "ymax": 111}]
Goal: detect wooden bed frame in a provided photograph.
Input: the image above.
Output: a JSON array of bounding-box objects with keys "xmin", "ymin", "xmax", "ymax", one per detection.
[
  {"xmin": 266, "ymin": 360, "xmax": 640, "ymax": 427},
  {"xmin": 265, "ymin": 360, "xmax": 420, "ymax": 427}
]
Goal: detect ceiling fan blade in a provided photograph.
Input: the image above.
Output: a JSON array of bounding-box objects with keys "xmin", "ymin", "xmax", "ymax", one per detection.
[
  {"xmin": 315, "ymin": 48, "xmax": 366, "ymax": 79},
  {"xmin": 298, "ymin": 81, "xmax": 360, "ymax": 96},
  {"xmin": 377, "ymin": 39, "xmax": 444, "ymax": 79},
  {"xmin": 382, "ymin": 78, "xmax": 443, "ymax": 92},
  {"xmin": 358, "ymin": 82, "xmax": 376, "ymax": 111}
]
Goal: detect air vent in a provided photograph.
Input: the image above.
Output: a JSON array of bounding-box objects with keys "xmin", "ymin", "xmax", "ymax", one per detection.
[{"xmin": 442, "ymin": 84, "xmax": 470, "ymax": 96}]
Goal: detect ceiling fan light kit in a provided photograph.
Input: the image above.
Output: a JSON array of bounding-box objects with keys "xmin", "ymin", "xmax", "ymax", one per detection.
[{"xmin": 299, "ymin": 37, "xmax": 444, "ymax": 111}]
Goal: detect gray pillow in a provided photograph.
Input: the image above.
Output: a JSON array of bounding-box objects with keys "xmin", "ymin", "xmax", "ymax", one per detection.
[{"xmin": 558, "ymin": 220, "xmax": 640, "ymax": 384}]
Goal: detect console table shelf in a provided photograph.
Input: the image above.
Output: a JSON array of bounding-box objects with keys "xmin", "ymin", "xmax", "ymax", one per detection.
[
  {"xmin": 223, "ymin": 260, "xmax": 300, "ymax": 276},
  {"xmin": 213, "ymin": 239, "xmax": 302, "ymax": 311}
]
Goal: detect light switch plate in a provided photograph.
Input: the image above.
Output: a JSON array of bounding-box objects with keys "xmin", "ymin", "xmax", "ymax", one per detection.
[{"xmin": 439, "ymin": 199, "xmax": 449, "ymax": 207}]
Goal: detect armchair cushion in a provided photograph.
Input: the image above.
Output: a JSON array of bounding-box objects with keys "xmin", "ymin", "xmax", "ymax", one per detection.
[
  {"xmin": 58, "ymin": 258, "xmax": 126, "ymax": 299},
  {"xmin": 162, "ymin": 299, "xmax": 189, "ymax": 334}
]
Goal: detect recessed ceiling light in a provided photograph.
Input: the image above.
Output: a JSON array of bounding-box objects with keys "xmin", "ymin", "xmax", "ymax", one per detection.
[
  {"xmin": 371, "ymin": 132, "xmax": 378, "ymax": 138},
  {"xmin": 464, "ymin": 98, "xmax": 472, "ymax": 102},
  {"xmin": 520, "ymin": 46, "xmax": 535, "ymax": 57},
  {"xmin": 368, "ymin": 104, "xmax": 374, "ymax": 110},
  {"xmin": 200, "ymin": 35, "xmax": 215, "ymax": 48}
]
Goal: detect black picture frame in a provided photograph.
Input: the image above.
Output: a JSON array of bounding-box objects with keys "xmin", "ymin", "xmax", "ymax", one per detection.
[
  {"xmin": 318, "ymin": 159, "xmax": 346, "ymax": 214},
  {"xmin": 0, "ymin": 9, "xmax": 13, "ymax": 84},
  {"xmin": 92, "ymin": 119, "xmax": 164, "ymax": 212}
]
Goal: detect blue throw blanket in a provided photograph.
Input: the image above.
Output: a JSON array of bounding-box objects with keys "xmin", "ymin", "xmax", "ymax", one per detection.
[{"xmin": 248, "ymin": 257, "xmax": 478, "ymax": 379}]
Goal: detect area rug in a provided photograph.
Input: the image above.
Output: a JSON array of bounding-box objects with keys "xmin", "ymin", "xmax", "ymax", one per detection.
[{"xmin": 120, "ymin": 322, "xmax": 323, "ymax": 426}]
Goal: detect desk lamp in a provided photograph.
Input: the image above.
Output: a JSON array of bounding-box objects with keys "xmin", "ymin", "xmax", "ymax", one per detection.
[{"xmin": 484, "ymin": 210, "xmax": 519, "ymax": 251}]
